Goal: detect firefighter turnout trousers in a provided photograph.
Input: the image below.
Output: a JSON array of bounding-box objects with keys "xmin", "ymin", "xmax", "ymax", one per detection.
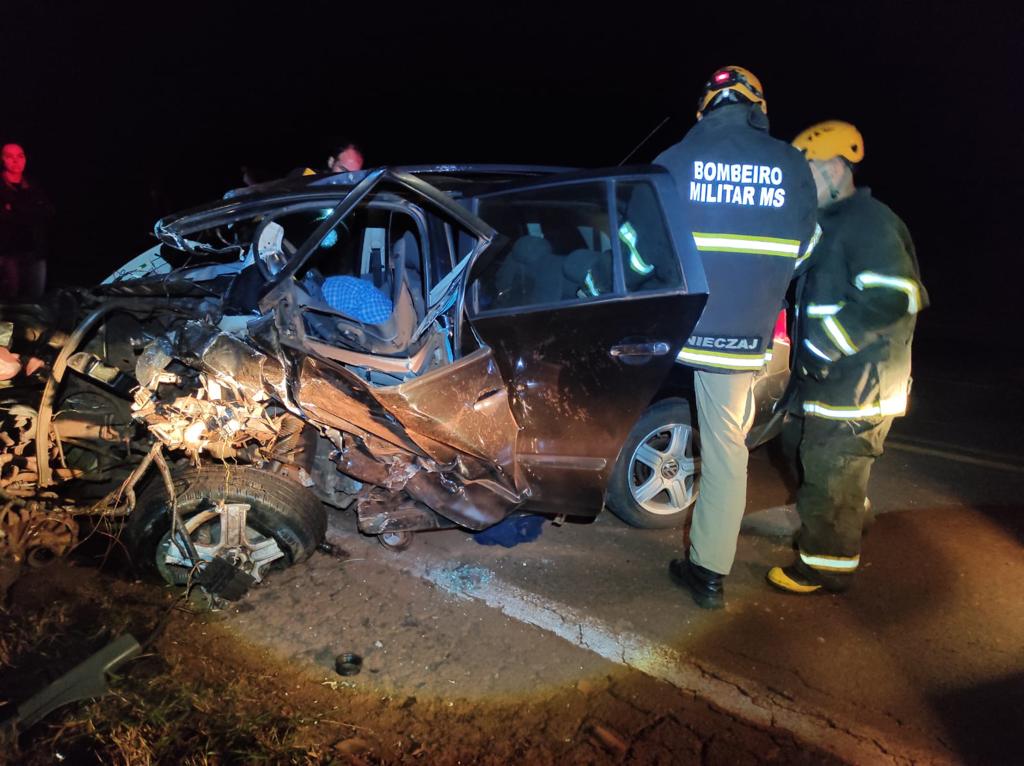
[{"xmin": 782, "ymin": 414, "xmax": 893, "ymax": 584}]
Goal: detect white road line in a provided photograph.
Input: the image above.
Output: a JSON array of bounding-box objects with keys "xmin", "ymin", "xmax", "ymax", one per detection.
[
  {"xmin": 887, "ymin": 440, "xmax": 1024, "ymax": 473},
  {"xmin": 399, "ymin": 558, "xmax": 946, "ymax": 765}
]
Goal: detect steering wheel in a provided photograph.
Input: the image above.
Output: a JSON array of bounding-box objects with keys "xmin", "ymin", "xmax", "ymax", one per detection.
[{"xmin": 251, "ymin": 218, "xmax": 297, "ymax": 282}]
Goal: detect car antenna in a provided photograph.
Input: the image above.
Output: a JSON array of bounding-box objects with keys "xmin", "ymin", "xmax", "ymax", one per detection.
[{"xmin": 618, "ymin": 116, "xmax": 671, "ymax": 166}]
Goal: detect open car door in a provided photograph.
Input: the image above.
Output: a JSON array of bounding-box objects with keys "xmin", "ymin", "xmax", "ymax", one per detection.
[{"xmin": 258, "ymin": 170, "xmax": 528, "ymax": 508}]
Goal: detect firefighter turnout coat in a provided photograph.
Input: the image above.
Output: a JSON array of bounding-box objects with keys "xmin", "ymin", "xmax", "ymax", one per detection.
[
  {"xmin": 655, "ymin": 104, "xmax": 818, "ymax": 372},
  {"xmin": 792, "ymin": 188, "xmax": 928, "ymax": 419}
]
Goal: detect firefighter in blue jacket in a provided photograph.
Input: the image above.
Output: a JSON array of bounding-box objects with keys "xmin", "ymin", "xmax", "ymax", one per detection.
[
  {"xmin": 767, "ymin": 121, "xmax": 928, "ymax": 594},
  {"xmin": 656, "ymin": 66, "xmax": 818, "ymax": 608}
]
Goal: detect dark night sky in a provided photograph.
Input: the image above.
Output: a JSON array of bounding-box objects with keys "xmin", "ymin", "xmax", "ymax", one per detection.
[{"xmin": 5, "ymin": 1, "xmax": 1022, "ymax": 340}]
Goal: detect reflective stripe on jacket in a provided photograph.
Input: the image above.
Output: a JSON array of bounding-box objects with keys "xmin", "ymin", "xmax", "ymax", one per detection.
[
  {"xmin": 655, "ymin": 104, "xmax": 818, "ymax": 372},
  {"xmin": 792, "ymin": 188, "xmax": 928, "ymax": 419}
]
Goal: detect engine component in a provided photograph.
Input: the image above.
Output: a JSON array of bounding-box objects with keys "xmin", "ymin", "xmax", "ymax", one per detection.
[
  {"xmin": 0, "ymin": 498, "xmax": 79, "ymax": 568},
  {"xmin": 132, "ymin": 374, "xmax": 282, "ymax": 461}
]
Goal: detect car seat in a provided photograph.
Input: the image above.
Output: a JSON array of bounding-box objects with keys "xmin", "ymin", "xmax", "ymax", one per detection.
[
  {"xmin": 562, "ymin": 249, "xmax": 613, "ymax": 299},
  {"xmin": 493, "ymin": 235, "xmax": 562, "ymax": 307},
  {"xmin": 393, "ymin": 230, "xmax": 425, "ymax": 319}
]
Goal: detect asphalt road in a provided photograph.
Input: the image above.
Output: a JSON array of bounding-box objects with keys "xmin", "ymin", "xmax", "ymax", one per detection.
[{"xmin": 217, "ymin": 351, "xmax": 1023, "ymax": 764}]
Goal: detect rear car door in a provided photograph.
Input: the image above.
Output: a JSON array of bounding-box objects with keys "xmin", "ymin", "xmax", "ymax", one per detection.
[{"xmin": 466, "ymin": 172, "xmax": 708, "ymax": 513}]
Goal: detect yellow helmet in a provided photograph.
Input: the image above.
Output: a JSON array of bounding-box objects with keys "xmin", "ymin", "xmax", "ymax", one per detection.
[
  {"xmin": 792, "ymin": 120, "xmax": 865, "ymax": 163},
  {"xmin": 697, "ymin": 66, "xmax": 766, "ymax": 118}
]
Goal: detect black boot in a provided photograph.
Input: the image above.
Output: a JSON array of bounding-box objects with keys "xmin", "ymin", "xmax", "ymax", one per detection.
[{"xmin": 669, "ymin": 558, "xmax": 725, "ymax": 610}]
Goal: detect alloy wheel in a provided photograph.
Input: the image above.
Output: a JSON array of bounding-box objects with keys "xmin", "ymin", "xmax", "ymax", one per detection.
[{"xmin": 627, "ymin": 423, "xmax": 699, "ymax": 515}]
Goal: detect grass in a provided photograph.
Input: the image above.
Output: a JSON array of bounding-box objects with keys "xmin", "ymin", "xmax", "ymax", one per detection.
[
  {"xmin": 31, "ymin": 668, "xmax": 320, "ymax": 765},
  {"xmin": 0, "ymin": 600, "xmax": 72, "ymax": 670},
  {"xmin": 1, "ymin": 565, "xmax": 341, "ymax": 766}
]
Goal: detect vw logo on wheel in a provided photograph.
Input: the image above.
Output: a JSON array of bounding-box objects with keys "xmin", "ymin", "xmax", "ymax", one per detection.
[{"xmin": 627, "ymin": 422, "xmax": 698, "ymax": 516}]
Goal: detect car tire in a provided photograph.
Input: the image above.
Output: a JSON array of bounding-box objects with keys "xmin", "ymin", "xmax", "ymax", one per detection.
[
  {"xmin": 124, "ymin": 465, "xmax": 326, "ymax": 584},
  {"xmin": 606, "ymin": 398, "xmax": 699, "ymax": 529}
]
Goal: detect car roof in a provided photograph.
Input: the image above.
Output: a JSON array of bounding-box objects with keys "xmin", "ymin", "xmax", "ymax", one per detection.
[
  {"xmin": 161, "ymin": 164, "xmax": 675, "ymax": 237},
  {"xmin": 231, "ymin": 163, "xmax": 669, "ymax": 199}
]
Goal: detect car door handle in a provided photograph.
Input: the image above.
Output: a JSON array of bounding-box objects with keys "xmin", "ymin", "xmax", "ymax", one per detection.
[{"xmin": 609, "ymin": 341, "xmax": 671, "ymax": 358}]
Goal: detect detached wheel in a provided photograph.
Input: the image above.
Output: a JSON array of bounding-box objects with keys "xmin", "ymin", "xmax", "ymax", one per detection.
[
  {"xmin": 124, "ymin": 465, "xmax": 326, "ymax": 585},
  {"xmin": 606, "ymin": 398, "xmax": 699, "ymax": 529}
]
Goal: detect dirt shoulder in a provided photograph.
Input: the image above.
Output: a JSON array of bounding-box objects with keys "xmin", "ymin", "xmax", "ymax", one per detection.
[{"xmin": 1, "ymin": 560, "xmax": 843, "ymax": 765}]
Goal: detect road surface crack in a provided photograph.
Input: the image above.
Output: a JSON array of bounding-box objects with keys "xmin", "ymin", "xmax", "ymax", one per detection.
[
  {"xmin": 716, "ymin": 645, "xmax": 833, "ymax": 698},
  {"xmin": 689, "ymin": 658, "xmax": 914, "ymax": 764}
]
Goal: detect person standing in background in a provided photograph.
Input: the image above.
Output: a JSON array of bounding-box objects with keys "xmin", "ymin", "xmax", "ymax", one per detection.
[
  {"xmin": 0, "ymin": 143, "xmax": 54, "ymax": 299},
  {"xmin": 327, "ymin": 141, "xmax": 364, "ymax": 173}
]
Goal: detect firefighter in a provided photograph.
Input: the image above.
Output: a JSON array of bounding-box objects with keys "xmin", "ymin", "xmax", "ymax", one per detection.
[
  {"xmin": 657, "ymin": 67, "xmax": 818, "ymax": 609},
  {"xmin": 767, "ymin": 121, "xmax": 928, "ymax": 594}
]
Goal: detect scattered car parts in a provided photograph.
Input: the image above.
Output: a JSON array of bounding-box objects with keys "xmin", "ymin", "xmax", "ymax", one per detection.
[{"xmin": 11, "ymin": 634, "xmax": 141, "ymax": 732}]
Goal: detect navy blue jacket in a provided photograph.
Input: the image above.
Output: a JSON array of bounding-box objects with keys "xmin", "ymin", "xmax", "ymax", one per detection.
[{"xmin": 655, "ymin": 104, "xmax": 817, "ymax": 372}]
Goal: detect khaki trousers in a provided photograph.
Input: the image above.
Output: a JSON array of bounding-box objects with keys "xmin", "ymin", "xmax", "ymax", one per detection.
[{"xmin": 689, "ymin": 370, "xmax": 756, "ymax": 575}]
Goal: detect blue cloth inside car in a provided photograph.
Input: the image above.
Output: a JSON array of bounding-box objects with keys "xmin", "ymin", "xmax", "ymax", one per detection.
[{"xmin": 321, "ymin": 275, "xmax": 393, "ymax": 324}]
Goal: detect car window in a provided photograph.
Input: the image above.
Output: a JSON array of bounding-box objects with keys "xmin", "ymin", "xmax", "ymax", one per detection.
[
  {"xmin": 296, "ymin": 206, "xmax": 380, "ymax": 279},
  {"xmin": 274, "ymin": 208, "xmax": 336, "ymax": 256},
  {"xmin": 616, "ymin": 182, "xmax": 682, "ymax": 293},
  {"xmin": 252, "ymin": 202, "xmax": 429, "ymax": 330},
  {"xmin": 472, "ymin": 183, "xmax": 614, "ymax": 311}
]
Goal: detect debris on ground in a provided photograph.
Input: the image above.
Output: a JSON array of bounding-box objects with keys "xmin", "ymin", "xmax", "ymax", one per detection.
[
  {"xmin": 13, "ymin": 633, "xmax": 141, "ymax": 732},
  {"xmin": 585, "ymin": 720, "xmax": 630, "ymax": 757},
  {"xmin": 334, "ymin": 653, "xmax": 363, "ymax": 677},
  {"xmin": 472, "ymin": 514, "xmax": 545, "ymax": 547}
]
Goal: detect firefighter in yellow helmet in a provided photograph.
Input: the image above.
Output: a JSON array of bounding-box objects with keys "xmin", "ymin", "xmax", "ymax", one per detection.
[
  {"xmin": 657, "ymin": 66, "xmax": 818, "ymax": 609},
  {"xmin": 767, "ymin": 121, "xmax": 928, "ymax": 595}
]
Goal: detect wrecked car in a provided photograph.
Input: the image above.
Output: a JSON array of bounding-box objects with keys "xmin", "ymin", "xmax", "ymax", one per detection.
[{"xmin": 2, "ymin": 165, "xmax": 791, "ymax": 590}]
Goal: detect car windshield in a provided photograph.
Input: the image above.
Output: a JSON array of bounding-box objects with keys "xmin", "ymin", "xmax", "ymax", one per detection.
[{"xmin": 154, "ymin": 188, "xmax": 357, "ymax": 257}]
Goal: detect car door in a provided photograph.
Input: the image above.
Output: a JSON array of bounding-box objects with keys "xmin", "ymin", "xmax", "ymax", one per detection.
[
  {"xmin": 465, "ymin": 174, "xmax": 708, "ymax": 514},
  {"xmin": 256, "ymin": 170, "xmax": 527, "ymax": 483}
]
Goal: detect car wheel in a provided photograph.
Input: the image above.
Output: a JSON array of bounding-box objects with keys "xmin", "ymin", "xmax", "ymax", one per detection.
[
  {"xmin": 606, "ymin": 398, "xmax": 699, "ymax": 529},
  {"xmin": 124, "ymin": 465, "xmax": 326, "ymax": 586}
]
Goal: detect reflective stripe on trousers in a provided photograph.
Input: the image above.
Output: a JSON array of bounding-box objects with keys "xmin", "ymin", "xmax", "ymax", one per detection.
[{"xmin": 783, "ymin": 414, "xmax": 894, "ymax": 570}]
